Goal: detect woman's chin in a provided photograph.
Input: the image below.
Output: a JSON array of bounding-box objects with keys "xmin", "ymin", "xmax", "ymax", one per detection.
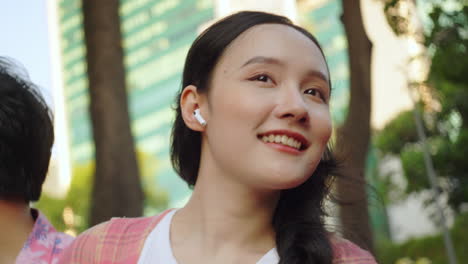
[{"xmin": 261, "ymin": 174, "xmax": 310, "ymax": 191}]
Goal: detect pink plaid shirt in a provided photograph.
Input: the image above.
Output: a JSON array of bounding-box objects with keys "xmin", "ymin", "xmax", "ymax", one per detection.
[
  {"xmin": 59, "ymin": 209, "xmax": 377, "ymax": 264},
  {"xmin": 15, "ymin": 209, "xmax": 74, "ymax": 264}
]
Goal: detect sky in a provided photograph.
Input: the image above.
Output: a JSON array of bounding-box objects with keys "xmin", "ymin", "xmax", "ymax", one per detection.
[{"xmin": 0, "ymin": 0, "xmax": 53, "ymax": 105}]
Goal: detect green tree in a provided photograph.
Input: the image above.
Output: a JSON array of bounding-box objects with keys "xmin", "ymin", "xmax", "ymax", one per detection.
[{"xmin": 377, "ymin": 1, "xmax": 468, "ymax": 213}]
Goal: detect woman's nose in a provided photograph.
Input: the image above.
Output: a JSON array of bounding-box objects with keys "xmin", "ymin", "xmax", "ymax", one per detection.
[{"xmin": 274, "ymin": 88, "xmax": 309, "ymax": 125}]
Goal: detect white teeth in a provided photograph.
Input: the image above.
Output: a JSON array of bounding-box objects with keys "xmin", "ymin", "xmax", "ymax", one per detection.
[
  {"xmin": 274, "ymin": 135, "xmax": 281, "ymax": 143},
  {"xmin": 269, "ymin": 134, "xmax": 275, "ymax": 142},
  {"xmin": 260, "ymin": 134, "xmax": 303, "ymax": 150}
]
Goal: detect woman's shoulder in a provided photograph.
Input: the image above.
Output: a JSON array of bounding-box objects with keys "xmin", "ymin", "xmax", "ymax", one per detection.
[
  {"xmin": 58, "ymin": 209, "xmax": 174, "ymax": 264},
  {"xmin": 330, "ymin": 235, "xmax": 378, "ymax": 264}
]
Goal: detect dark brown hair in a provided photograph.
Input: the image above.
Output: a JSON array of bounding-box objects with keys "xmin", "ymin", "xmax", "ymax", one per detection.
[{"xmin": 0, "ymin": 57, "xmax": 54, "ymax": 202}]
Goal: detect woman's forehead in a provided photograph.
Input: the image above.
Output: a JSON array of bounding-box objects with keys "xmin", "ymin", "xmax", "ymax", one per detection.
[{"xmin": 216, "ymin": 23, "xmax": 329, "ymax": 78}]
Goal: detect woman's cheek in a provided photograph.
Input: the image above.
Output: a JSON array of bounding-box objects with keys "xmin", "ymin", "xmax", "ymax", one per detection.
[{"xmin": 312, "ymin": 108, "xmax": 332, "ymax": 142}]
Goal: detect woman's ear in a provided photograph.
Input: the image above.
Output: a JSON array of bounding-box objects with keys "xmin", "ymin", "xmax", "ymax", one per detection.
[{"xmin": 180, "ymin": 85, "xmax": 207, "ymax": 131}]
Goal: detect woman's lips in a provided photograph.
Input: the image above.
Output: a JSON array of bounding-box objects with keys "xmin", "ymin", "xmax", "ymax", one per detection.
[{"xmin": 258, "ymin": 129, "xmax": 310, "ymax": 151}]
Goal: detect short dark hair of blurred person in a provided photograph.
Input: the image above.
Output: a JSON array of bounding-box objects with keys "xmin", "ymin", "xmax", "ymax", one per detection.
[{"xmin": 0, "ymin": 57, "xmax": 74, "ymax": 264}]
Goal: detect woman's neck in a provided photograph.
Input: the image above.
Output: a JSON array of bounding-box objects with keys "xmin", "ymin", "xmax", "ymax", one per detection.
[
  {"xmin": 171, "ymin": 167, "xmax": 280, "ymax": 263},
  {"xmin": 0, "ymin": 200, "xmax": 34, "ymax": 263}
]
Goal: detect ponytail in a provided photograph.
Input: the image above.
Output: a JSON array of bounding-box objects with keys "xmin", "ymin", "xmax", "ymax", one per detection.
[{"xmin": 273, "ymin": 148, "xmax": 338, "ymax": 264}]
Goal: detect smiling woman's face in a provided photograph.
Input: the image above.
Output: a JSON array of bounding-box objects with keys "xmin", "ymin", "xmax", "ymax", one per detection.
[{"xmin": 199, "ymin": 23, "xmax": 332, "ymax": 190}]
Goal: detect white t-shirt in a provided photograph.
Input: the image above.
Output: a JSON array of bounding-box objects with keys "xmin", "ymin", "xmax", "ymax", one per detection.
[{"xmin": 138, "ymin": 209, "xmax": 279, "ymax": 264}]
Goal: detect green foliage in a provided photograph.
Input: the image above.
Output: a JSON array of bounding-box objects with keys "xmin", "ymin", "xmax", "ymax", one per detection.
[
  {"xmin": 34, "ymin": 194, "xmax": 68, "ymax": 232},
  {"xmin": 427, "ymin": 4, "xmax": 468, "ymax": 119},
  {"xmin": 34, "ymin": 163, "xmax": 94, "ymax": 233},
  {"xmin": 374, "ymin": 110, "xmax": 419, "ymax": 155},
  {"xmin": 376, "ymin": 0, "xmax": 468, "ymax": 213},
  {"xmin": 35, "ymin": 150, "xmax": 169, "ymax": 234},
  {"xmin": 400, "ymin": 144, "xmax": 429, "ymax": 193},
  {"xmin": 424, "ymin": 1, "xmax": 468, "ymax": 213},
  {"xmin": 376, "ymin": 213, "xmax": 468, "ymax": 264},
  {"xmin": 137, "ymin": 151, "xmax": 170, "ymax": 215},
  {"xmin": 64, "ymin": 162, "xmax": 93, "ymax": 233}
]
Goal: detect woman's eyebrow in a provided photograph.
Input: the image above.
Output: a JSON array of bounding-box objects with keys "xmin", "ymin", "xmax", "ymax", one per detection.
[
  {"xmin": 305, "ymin": 70, "xmax": 330, "ymax": 84},
  {"xmin": 240, "ymin": 56, "xmax": 284, "ymax": 68}
]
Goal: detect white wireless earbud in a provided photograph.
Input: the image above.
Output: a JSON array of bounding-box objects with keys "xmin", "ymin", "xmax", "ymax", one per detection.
[{"xmin": 193, "ymin": 109, "xmax": 207, "ymax": 126}]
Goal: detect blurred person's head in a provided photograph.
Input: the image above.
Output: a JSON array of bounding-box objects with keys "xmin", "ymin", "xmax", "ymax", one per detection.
[
  {"xmin": 171, "ymin": 11, "xmax": 337, "ymax": 263},
  {"xmin": 0, "ymin": 57, "xmax": 54, "ymax": 203}
]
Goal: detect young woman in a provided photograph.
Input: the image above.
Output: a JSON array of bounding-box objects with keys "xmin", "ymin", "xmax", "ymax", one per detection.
[{"xmin": 59, "ymin": 11, "xmax": 377, "ymax": 264}]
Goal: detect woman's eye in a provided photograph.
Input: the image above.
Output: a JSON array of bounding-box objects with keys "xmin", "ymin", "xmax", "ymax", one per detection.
[
  {"xmin": 251, "ymin": 74, "xmax": 272, "ymax": 83},
  {"xmin": 304, "ymin": 88, "xmax": 325, "ymax": 101}
]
